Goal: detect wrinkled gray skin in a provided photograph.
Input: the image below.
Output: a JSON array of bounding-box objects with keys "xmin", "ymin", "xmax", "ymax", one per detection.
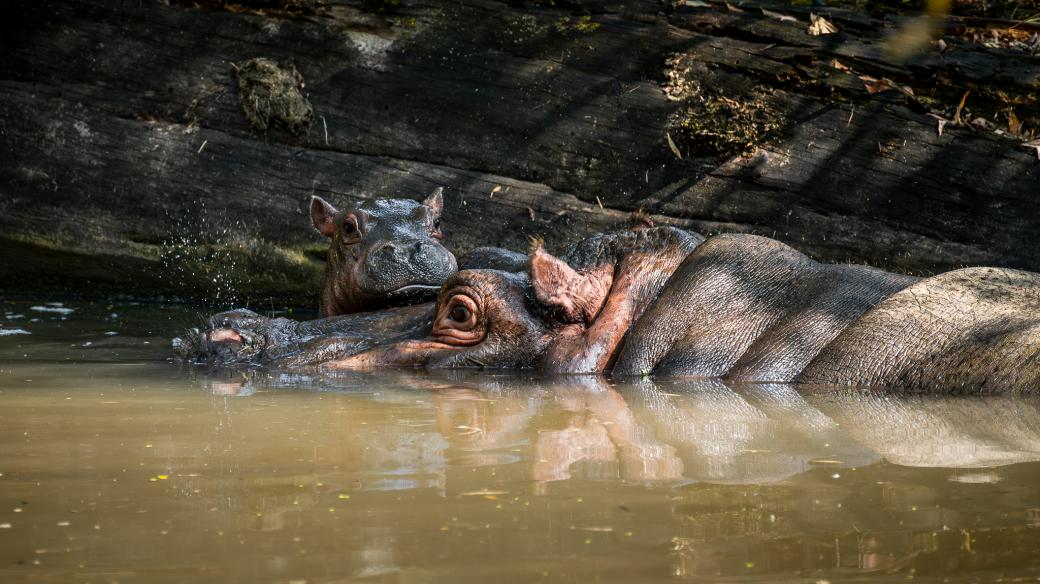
[
  {"xmin": 311, "ymin": 189, "xmax": 458, "ymax": 316},
  {"xmin": 615, "ymin": 234, "xmax": 1040, "ymax": 391},
  {"xmin": 613, "ymin": 234, "xmax": 917, "ymax": 380}
]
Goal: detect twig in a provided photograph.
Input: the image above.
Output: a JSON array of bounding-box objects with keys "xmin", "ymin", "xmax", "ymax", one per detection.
[{"xmin": 954, "ymin": 89, "xmax": 971, "ymax": 125}]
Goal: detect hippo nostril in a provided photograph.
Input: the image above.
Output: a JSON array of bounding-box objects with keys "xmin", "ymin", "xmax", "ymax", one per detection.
[
  {"xmin": 209, "ymin": 328, "xmax": 243, "ymax": 345},
  {"xmin": 378, "ymin": 242, "xmax": 408, "ymax": 263}
]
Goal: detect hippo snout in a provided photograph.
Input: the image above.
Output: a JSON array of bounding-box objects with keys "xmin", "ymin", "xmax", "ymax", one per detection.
[{"xmin": 362, "ymin": 239, "xmax": 457, "ymax": 293}]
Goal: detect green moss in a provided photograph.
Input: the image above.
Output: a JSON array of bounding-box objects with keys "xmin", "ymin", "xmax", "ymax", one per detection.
[
  {"xmin": 554, "ymin": 15, "xmax": 599, "ymax": 34},
  {"xmin": 670, "ymin": 93, "xmax": 784, "ymax": 159},
  {"xmin": 233, "ymin": 58, "xmax": 314, "ymax": 135},
  {"xmin": 393, "ymin": 15, "xmax": 418, "ymax": 28},
  {"xmin": 573, "ymin": 15, "xmax": 600, "ymax": 33}
]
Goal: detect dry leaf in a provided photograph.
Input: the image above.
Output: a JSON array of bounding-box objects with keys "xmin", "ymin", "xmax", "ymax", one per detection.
[
  {"xmin": 1008, "ymin": 110, "xmax": 1022, "ymax": 135},
  {"xmin": 830, "ymin": 59, "xmax": 852, "ymax": 72},
  {"xmin": 725, "ymin": 3, "xmax": 743, "ymax": 12},
  {"xmin": 808, "ymin": 13, "xmax": 838, "ymax": 36},
  {"xmin": 927, "ymin": 113, "xmax": 949, "ymax": 136},
  {"xmin": 666, "ymin": 132, "xmax": 684, "ymax": 160},
  {"xmin": 490, "ymin": 185, "xmax": 502, "ymax": 198},
  {"xmin": 971, "ymin": 117, "xmax": 992, "ymax": 130},
  {"xmin": 1021, "ymin": 139, "xmax": 1040, "ymax": 160},
  {"xmin": 860, "ymin": 75, "xmax": 891, "ymax": 94},
  {"xmin": 761, "ymin": 8, "xmax": 797, "ymax": 23}
]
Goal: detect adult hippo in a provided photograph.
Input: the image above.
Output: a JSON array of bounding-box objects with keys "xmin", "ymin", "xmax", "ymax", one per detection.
[
  {"xmin": 310, "ymin": 188, "xmax": 457, "ymax": 315},
  {"xmin": 326, "ymin": 230, "xmax": 1040, "ymax": 392}
]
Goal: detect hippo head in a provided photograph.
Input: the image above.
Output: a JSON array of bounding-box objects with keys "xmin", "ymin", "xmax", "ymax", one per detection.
[
  {"xmin": 326, "ymin": 269, "xmax": 550, "ymax": 369},
  {"xmin": 326, "ymin": 247, "xmax": 625, "ymax": 371},
  {"xmin": 311, "ymin": 188, "xmax": 458, "ymax": 316},
  {"xmin": 327, "ymin": 226, "xmax": 701, "ymax": 373}
]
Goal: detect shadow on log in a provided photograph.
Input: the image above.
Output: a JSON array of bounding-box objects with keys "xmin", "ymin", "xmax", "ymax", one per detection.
[{"xmin": 1, "ymin": 0, "xmax": 1037, "ymax": 307}]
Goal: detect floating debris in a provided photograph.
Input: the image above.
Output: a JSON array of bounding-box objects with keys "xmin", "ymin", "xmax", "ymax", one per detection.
[
  {"xmin": 949, "ymin": 471, "xmax": 1002, "ymax": 484},
  {"xmin": 30, "ymin": 305, "xmax": 75, "ymax": 315},
  {"xmin": 0, "ymin": 329, "xmax": 31, "ymax": 336}
]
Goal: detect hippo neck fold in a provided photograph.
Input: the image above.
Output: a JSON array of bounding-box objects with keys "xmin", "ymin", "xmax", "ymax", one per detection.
[{"xmin": 539, "ymin": 227, "xmax": 706, "ymax": 373}]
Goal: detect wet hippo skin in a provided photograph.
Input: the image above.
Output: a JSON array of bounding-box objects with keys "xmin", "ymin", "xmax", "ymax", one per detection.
[
  {"xmin": 310, "ymin": 189, "xmax": 457, "ymax": 316},
  {"xmin": 612, "ymin": 234, "xmax": 917, "ymax": 380},
  {"xmin": 191, "ymin": 225, "xmax": 1040, "ymax": 392}
]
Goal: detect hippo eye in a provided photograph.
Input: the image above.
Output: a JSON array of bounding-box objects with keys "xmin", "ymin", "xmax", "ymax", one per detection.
[
  {"xmin": 341, "ymin": 215, "xmax": 361, "ymax": 241},
  {"xmin": 449, "ymin": 305, "xmax": 470, "ymax": 323},
  {"xmin": 432, "ymin": 293, "xmax": 483, "ymax": 345}
]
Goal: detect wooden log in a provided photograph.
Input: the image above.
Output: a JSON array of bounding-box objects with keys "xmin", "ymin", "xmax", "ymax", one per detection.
[{"xmin": 1, "ymin": 0, "xmax": 1037, "ymax": 307}]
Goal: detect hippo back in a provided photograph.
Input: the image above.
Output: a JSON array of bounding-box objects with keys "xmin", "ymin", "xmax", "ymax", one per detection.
[
  {"xmin": 798, "ymin": 267, "xmax": 1040, "ymax": 392},
  {"xmin": 612, "ymin": 234, "xmax": 916, "ymax": 380}
]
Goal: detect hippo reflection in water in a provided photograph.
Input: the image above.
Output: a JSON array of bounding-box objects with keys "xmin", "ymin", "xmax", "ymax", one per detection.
[
  {"xmin": 199, "ymin": 372, "xmax": 1040, "ymax": 482},
  {"xmin": 192, "ymin": 221, "xmax": 1040, "ymax": 392},
  {"xmin": 196, "ymin": 371, "xmax": 1040, "ymax": 574}
]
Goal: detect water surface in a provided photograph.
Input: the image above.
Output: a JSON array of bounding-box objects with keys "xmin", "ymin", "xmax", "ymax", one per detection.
[{"xmin": 2, "ymin": 299, "xmax": 1040, "ymax": 583}]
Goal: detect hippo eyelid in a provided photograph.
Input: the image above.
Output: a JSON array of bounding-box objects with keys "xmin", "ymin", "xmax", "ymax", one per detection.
[{"xmin": 341, "ymin": 214, "xmax": 364, "ymax": 242}]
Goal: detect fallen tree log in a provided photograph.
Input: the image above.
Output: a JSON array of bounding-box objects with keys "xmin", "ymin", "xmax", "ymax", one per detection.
[{"xmin": 1, "ymin": 0, "xmax": 1037, "ymax": 307}]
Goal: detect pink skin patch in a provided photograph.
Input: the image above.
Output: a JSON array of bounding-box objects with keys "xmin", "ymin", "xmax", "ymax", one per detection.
[{"xmin": 208, "ymin": 328, "xmax": 243, "ymax": 344}]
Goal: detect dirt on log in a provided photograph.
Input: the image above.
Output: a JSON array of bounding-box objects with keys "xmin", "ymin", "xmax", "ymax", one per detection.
[{"xmin": 1, "ymin": 0, "xmax": 1037, "ymax": 307}]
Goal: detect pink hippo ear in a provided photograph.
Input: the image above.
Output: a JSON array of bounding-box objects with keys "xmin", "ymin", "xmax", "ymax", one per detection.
[
  {"xmin": 310, "ymin": 196, "xmax": 338, "ymax": 238},
  {"xmin": 529, "ymin": 244, "xmax": 611, "ymax": 324},
  {"xmin": 422, "ymin": 187, "xmax": 444, "ymax": 220}
]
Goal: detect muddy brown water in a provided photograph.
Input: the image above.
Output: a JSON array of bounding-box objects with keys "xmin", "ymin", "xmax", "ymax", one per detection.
[{"xmin": 2, "ymin": 299, "xmax": 1040, "ymax": 583}]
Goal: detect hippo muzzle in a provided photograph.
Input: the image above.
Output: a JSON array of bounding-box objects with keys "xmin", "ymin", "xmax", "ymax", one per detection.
[{"xmin": 358, "ymin": 238, "xmax": 458, "ymax": 303}]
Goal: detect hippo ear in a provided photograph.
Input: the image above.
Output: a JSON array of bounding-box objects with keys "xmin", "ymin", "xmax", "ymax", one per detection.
[
  {"xmin": 310, "ymin": 196, "xmax": 338, "ymax": 238},
  {"xmin": 422, "ymin": 187, "xmax": 444, "ymax": 219},
  {"xmin": 529, "ymin": 246, "xmax": 611, "ymax": 324}
]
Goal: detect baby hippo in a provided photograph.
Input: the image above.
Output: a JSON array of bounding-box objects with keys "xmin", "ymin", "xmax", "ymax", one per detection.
[{"xmin": 311, "ymin": 188, "xmax": 457, "ymax": 316}]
